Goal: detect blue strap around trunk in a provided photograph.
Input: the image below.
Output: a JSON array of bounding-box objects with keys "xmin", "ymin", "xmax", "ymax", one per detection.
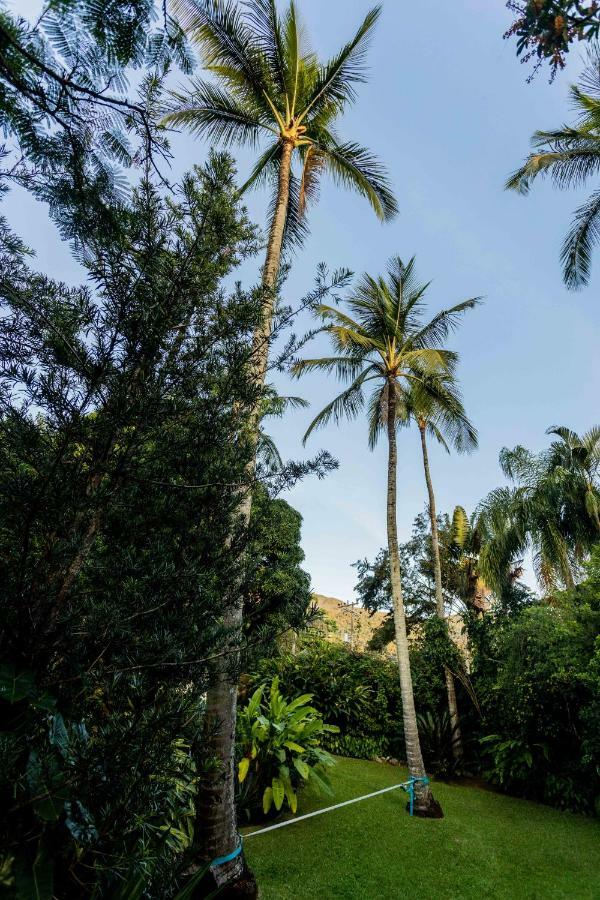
[
  {"xmin": 210, "ymin": 834, "xmax": 243, "ymax": 868},
  {"xmin": 405, "ymin": 776, "xmax": 430, "ymax": 816}
]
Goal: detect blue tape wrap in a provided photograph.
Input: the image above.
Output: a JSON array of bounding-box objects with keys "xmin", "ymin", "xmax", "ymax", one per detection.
[{"xmin": 210, "ymin": 834, "xmax": 243, "ymax": 869}]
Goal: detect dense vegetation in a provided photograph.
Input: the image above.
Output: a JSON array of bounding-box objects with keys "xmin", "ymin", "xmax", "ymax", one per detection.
[{"xmin": 0, "ymin": 0, "xmax": 598, "ymax": 897}]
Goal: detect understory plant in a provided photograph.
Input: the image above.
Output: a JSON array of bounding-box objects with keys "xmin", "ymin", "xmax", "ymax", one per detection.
[
  {"xmin": 417, "ymin": 711, "xmax": 465, "ymax": 779},
  {"xmin": 236, "ymin": 678, "xmax": 338, "ymax": 821}
]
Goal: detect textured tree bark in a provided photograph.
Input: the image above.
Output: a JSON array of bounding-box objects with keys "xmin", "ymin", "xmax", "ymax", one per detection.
[
  {"xmin": 418, "ymin": 422, "xmax": 463, "ymax": 763},
  {"xmin": 196, "ymin": 140, "xmax": 294, "ymax": 891},
  {"xmin": 386, "ymin": 384, "xmax": 442, "ymax": 817}
]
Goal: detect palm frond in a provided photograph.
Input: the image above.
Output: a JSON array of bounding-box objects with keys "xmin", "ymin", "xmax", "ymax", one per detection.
[
  {"xmin": 291, "ymin": 356, "xmax": 372, "ymax": 383},
  {"xmin": 302, "ymin": 368, "xmax": 373, "ymax": 444},
  {"xmin": 273, "ymin": 164, "xmax": 309, "ymax": 250},
  {"xmin": 238, "ymin": 140, "xmax": 281, "ymax": 193},
  {"xmin": 299, "ymin": 144, "xmax": 325, "ymax": 215},
  {"xmin": 409, "ymin": 298, "xmax": 481, "ymax": 350},
  {"xmin": 257, "ymin": 430, "xmax": 283, "ymax": 471},
  {"xmin": 400, "ymin": 348, "xmax": 450, "ymax": 375},
  {"xmin": 298, "ymin": 5, "xmax": 382, "ymax": 121},
  {"xmin": 366, "ymin": 382, "xmax": 387, "ymax": 449},
  {"xmin": 172, "ymin": 0, "xmax": 269, "ymax": 106},
  {"xmin": 243, "ymin": 0, "xmax": 288, "ymax": 95},
  {"xmin": 451, "ymin": 506, "xmax": 470, "ymax": 548},
  {"xmin": 162, "ymin": 79, "xmax": 274, "ymax": 146},
  {"xmin": 316, "ymin": 139, "xmax": 398, "ymax": 221},
  {"xmin": 560, "ymin": 188, "xmax": 600, "ymax": 288},
  {"xmin": 425, "ymin": 420, "xmax": 451, "ymax": 454}
]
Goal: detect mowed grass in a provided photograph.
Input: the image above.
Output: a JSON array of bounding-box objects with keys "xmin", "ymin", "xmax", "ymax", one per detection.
[{"xmin": 242, "ymin": 756, "xmax": 600, "ymax": 900}]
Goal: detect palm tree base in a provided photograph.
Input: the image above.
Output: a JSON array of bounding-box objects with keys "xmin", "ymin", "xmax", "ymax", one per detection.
[
  {"xmin": 410, "ymin": 796, "xmax": 444, "ymax": 819},
  {"xmin": 192, "ymin": 857, "xmax": 258, "ymax": 899}
]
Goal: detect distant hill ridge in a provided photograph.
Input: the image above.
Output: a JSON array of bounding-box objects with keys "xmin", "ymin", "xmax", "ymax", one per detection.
[
  {"xmin": 312, "ymin": 593, "xmax": 468, "ymax": 656},
  {"xmin": 312, "ymin": 593, "xmax": 392, "ymax": 653}
]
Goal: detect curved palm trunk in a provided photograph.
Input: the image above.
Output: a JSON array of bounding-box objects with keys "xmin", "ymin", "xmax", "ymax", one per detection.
[
  {"xmin": 386, "ymin": 384, "xmax": 441, "ymax": 816},
  {"xmin": 418, "ymin": 423, "xmax": 463, "ymax": 763},
  {"xmin": 197, "ymin": 140, "xmax": 294, "ymax": 885}
]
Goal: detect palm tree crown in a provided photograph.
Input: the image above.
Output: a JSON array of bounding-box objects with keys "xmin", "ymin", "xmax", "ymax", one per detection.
[
  {"xmin": 506, "ymin": 46, "xmax": 600, "ymax": 288},
  {"xmin": 399, "ymin": 373, "xmax": 478, "ymax": 456},
  {"xmin": 164, "ymin": 0, "xmax": 397, "ymax": 251},
  {"xmin": 293, "ymin": 256, "xmax": 480, "ymax": 445},
  {"xmin": 547, "ymin": 424, "xmax": 600, "ymax": 529},
  {"xmin": 477, "ymin": 427, "xmax": 600, "ymax": 593}
]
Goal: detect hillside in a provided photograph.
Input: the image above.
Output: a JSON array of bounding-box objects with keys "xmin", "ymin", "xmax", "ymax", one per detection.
[
  {"xmin": 312, "ymin": 593, "xmax": 468, "ymax": 656},
  {"xmin": 312, "ymin": 593, "xmax": 393, "ymax": 654}
]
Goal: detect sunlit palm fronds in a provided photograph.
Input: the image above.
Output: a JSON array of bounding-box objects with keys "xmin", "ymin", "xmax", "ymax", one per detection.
[
  {"xmin": 163, "ymin": 0, "xmax": 397, "ymax": 255},
  {"xmin": 507, "ymin": 45, "xmax": 600, "ymax": 288},
  {"xmin": 294, "ymin": 257, "xmax": 476, "ymax": 450}
]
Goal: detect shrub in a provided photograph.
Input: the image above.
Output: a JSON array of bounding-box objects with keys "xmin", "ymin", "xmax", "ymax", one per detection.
[
  {"xmin": 0, "ymin": 664, "xmax": 203, "ymax": 897},
  {"xmin": 417, "ymin": 710, "xmax": 464, "ymax": 778},
  {"xmin": 236, "ymin": 677, "xmax": 338, "ymax": 821},
  {"xmin": 252, "ymin": 639, "xmax": 406, "ymax": 761},
  {"xmin": 469, "ymin": 559, "xmax": 600, "ymax": 815}
]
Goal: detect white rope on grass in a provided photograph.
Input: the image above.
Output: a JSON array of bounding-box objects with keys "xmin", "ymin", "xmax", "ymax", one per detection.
[{"xmin": 243, "ymin": 781, "xmax": 410, "ymax": 839}]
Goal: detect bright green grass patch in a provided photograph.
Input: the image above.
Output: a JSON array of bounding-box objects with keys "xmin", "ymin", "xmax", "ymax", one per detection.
[{"xmin": 243, "ymin": 756, "xmax": 600, "ymax": 900}]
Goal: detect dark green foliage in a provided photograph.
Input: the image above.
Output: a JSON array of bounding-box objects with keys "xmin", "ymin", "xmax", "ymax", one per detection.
[
  {"xmin": 410, "ymin": 617, "xmax": 466, "ymax": 716},
  {"xmin": 416, "ymin": 711, "xmax": 463, "ymax": 779},
  {"xmin": 0, "ymin": 130, "xmax": 343, "ymax": 892},
  {"xmin": 250, "ymin": 628, "xmax": 469, "ymax": 772},
  {"xmin": 469, "ymin": 548, "xmax": 600, "ymax": 814},
  {"xmin": 0, "ymin": 153, "xmax": 263, "ymax": 896},
  {"xmin": 505, "ymin": 1, "xmax": 600, "ymax": 79},
  {"xmin": 244, "ymin": 485, "xmax": 313, "ymax": 658},
  {"xmin": 354, "ymin": 512, "xmax": 465, "ymax": 649}
]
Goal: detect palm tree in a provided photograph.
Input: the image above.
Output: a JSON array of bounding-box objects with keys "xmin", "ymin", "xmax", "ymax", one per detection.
[
  {"xmin": 165, "ymin": 0, "xmax": 397, "ymax": 308},
  {"xmin": 163, "ymin": 1, "xmax": 396, "ymax": 879},
  {"xmin": 450, "ymin": 505, "xmax": 492, "ymax": 613},
  {"xmin": 506, "ymin": 45, "xmax": 600, "ymax": 288},
  {"xmin": 477, "ymin": 430, "xmax": 600, "ymax": 595},
  {"xmin": 546, "ymin": 425, "xmax": 600, "ymax": 530},
  {"xmin": 294, "ymin": 256, "xmax": 478, "ymax": 816},
  {"xmin": 401, "ymin": 375, "xmax": 478, "ymax": 761}
]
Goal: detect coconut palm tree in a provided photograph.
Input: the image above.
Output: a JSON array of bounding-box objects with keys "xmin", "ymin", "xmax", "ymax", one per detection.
[
  {"xmin": 163, "ymin": 2, "xmax": 396, "ymax": 881},
  {"xmin": 165, "ymin": 0, "xmax": 397, "ymax": 315},
  {"xmin": 294, "ymin": 256, "xmax": 478, "ymax": 816},
  {"xmin": 506, "ymin": 45, "xmax": 600, "ymax": 288},
  {"xmin": 401, "ymin": 375, "xmax": 478, "ymax": 761}
]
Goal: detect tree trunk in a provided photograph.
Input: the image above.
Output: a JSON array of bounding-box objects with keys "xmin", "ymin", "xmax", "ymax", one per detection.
[
  {"xmin": 418, "ymin": 423, "xmax": 463, "ymax": 763},
  {"xmin": 197, "ymin": 140, "xmax": 294, "ymax": 887},
  {"xmin": 386, "ymin": 384, "xmax": 442, "ymax": 817}
]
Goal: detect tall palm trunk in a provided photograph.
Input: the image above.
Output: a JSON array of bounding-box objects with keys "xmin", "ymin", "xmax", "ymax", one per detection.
[
  {"xmin": 386, "ymin": 383, "xmax": 441, "ymax": 816},
  {"xmin": 197, "ymin": 139, "xmax": 294, "ymax": 882},
  {"xmin": 418, "ymin": 422, "xmax": 463, "ymax": 763}
]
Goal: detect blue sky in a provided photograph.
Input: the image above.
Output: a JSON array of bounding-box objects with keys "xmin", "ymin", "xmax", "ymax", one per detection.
[{"xmin": 7, "ymin": 0, "xmax": 600, "ymax": 600}]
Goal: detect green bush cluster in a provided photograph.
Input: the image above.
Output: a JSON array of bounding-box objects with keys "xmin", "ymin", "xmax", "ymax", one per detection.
[
  {"xmin": 251, "ymin": 627, "xmax": 462, "ymax": 766},
  {"xmin": 469, "ymin": 551, "xmax": 600, "ymax": 815},
  {"xmin": 252, "ymin": 639, "xmax": 407, "ymax": 761}
]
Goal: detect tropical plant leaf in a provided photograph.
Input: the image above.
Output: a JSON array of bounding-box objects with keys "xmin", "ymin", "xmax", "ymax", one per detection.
[{"xmin": 0, "ymin": 665, "xmax": 35, "ymax": 703}]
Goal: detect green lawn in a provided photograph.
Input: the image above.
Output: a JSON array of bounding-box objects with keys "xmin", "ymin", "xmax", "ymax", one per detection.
[{"xmin": 242, "ymin": 757, "xmax": 600, "ymax": 900}]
